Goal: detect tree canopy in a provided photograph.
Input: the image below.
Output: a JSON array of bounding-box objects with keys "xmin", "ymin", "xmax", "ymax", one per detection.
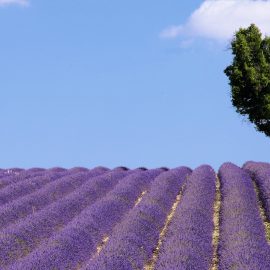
[{"xmin": 224, "ymin": 24, "xmax": 270, "ymax": 137}]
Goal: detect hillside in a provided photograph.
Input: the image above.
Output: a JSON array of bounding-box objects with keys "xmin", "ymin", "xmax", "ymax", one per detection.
[{"xmin": 0, "ymin": 162, "xmax": 269, "ymax": 269}]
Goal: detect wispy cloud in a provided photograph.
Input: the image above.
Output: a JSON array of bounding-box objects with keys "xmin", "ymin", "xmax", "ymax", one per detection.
[
  {"xmin": 160, "ymin": 25, "xmax": 184, "ymax": 39},
  {"xmin": 0, "ymin": 0, "xmax": 29, "ymax": 6},
  {"xmin": 160, "ymin": 0, "xmax": 270, "ymax": 42}
]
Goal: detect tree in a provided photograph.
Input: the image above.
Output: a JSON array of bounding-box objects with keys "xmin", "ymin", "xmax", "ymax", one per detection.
[{"xmin": 224, "ymin": 24, "xmax": 270, "ymax": 137}]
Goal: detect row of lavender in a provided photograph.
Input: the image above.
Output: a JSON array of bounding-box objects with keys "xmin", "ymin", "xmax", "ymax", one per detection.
[
  {"xmin": 0, "ymin": 167, "xmax": 112, "ymax": 227},
  {"xmin": 0, "ymin": 163, "xmax": 269, "ymax": 269},
  {"xmin": 218, "ymin": 163, "xmax": 270, "ymax": 270},
  {"xmin": 6, "ymin": 168, "xmax": 167, "ymax": 269},
  {"xmin": 85, "ymin": 167, "xmax": 192, "ymax": 270},
  {"xmin": 148, "ymin": 162, "xmax": 270, "ymax": 270},
  {"xmin": 0, "ymin": 167, "xmax": 139, "ymax": 268},
  {"xmin": 88, "ymin": 163, "xmax": 270, "ymax": 270},
  {"xmin": 0, "ymin": 166, "xmax": 192, "ymax": 269},
  {"xmin": 244, "ymin": 161, "xmax": 270, "ymax": 221},
  {"xmin": 0, "ymin": 167, "xmax": 171, "ymax": 269}
]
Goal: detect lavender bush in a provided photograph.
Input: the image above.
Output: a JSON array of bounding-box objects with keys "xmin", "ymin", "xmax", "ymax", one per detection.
[
  {"xmin": 7, "ymin": 169, "xmax": 163, "ymax": 270},
  {"xmin": 1, "ymin": 168, "xmax": 25, "ymax": 176},
  {"xmin": 0, "ymin": 163, "xmax": 269, "ymax": 269},
  {"xmin": 218, "ymin": 162, "xmax": 270, "ymax": 270},
  {"xmin": 0, "ymin": 170, "xmax": 71, "ymax": 206},
  {"xmin": 85, "ymin": 166, "xmax": 192, "ymax": 270},
  {"xmin": 46, "ymin": 167, "xmax": 67, "ymax": 173},
  {"xmin": 243, "ymin": 161, "xmax": 270, "ymax": 219},
  {"xmin": 155, "ymin": 165, "xmax": 216, "ymax": 270},
  {"xmin": 0, "ymin": 169, "xmax": 48, "ymax": 191},
  {"xmin": 0, "ymin": 167, "xmax": 108, "ymax": 229},
  {"xmin": 0, "ymin": 168, "xmax": 130, "ymax": 268}
]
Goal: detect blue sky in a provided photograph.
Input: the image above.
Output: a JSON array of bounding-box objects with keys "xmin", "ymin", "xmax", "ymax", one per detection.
[{"xmin": 1, "ymin": 0, "xmax": 270, "ymax": 170}]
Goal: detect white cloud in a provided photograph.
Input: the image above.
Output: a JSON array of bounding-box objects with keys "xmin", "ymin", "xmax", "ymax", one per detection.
[
  {"xmin": 0, "ymin": 0, "xmax": 29, "ymax": 6},
  {"xmin": 179, "ymin": 39, "xmax": 195, "ymax": 49},
  {"xmin": 160, "ymin": 25, "xmax": 184, "ymax": 39},
  {"xmin": 160, "ymin": 0, "xmax": 270, "ymax": 42}
]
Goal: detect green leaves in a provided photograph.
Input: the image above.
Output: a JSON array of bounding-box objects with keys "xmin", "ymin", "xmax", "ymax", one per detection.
[{"xmin": 224, "ymin": 24, "xmax": 270, "ymax": 137}]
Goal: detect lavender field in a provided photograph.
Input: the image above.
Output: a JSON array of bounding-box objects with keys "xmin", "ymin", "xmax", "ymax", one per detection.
[{"xmin": 0, "ymin": 162, "xmax": 269, "ymax": 270}]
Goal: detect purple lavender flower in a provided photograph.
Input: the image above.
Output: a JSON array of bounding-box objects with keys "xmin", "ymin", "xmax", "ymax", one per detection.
[
  {"xmin": 243, "ymin": 161, "xmax": 270, "ymax": 219},
  {"xmin": 7, "ymin": 169, "xmax": 163, "ymax": 270},
  {"xmin": 218, "ymin": 162, "xmax": 270, "ymax": 270},
  {"xmin": 1, "ymin": 163, "xmax": 269, "ymax": 270},
  {"xmin": 85, "ymin": 166, "xmax": 192, "ymax": 270},
  {"xmin": 0, "ymin": 168, "xmax": 130, "ymax": 268},
  {"xmin": 46, "ymin": 167, "xmax": 67, "ymax": 173},
  {"xmin": 154, "ymin": 165, "xmax": 215, "ymax": 270},
  {"xmin": 0, "ymin": 167, "xmax": 108, "ymax": 229},
  {"xmin": 0, "ymin": 170, "xmax": 70, "ymax": 206},
  {"xmin": 0, "ymin": 169, "xmax": 48, "ymax": 191}
]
